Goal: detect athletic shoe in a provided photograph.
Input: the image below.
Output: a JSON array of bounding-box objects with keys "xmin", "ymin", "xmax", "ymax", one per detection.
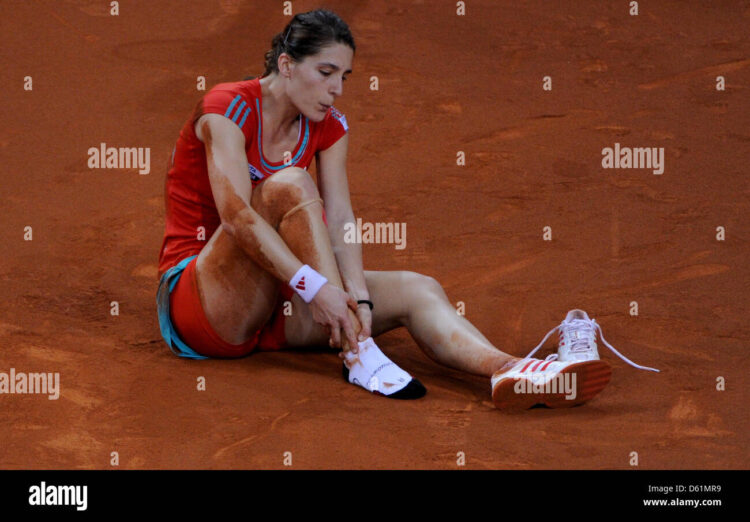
[
  {"xmin": 526, "ymin": 309, "xmax": 660, "ymax": 372},
  {"xmin": 491, "ymin": 355, "xmax": 612, "ymax": 412}
]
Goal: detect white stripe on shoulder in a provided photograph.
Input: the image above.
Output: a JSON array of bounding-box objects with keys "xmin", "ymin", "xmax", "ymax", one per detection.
[{"xmin": 329, "ymin": 106, "xmax": 349, "ymax": 132}]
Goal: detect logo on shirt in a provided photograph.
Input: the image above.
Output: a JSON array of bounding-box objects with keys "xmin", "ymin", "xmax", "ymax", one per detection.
[
  {"xmin": 248, "ymin": 163, "xmax": 265, "ymax": 182},
  {"xmin": 330, "ymin": 106, "xmax": 348, "ymax": 131}
]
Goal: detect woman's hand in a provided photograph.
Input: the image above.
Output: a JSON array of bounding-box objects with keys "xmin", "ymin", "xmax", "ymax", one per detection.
[{"xmin": 310, "ymin": 283, "xmax": 360, "ymax": 353}]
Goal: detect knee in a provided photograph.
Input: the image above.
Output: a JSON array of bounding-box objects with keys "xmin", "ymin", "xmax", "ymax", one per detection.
[
  {"xmin": 265, "ymin": 167, "xmax": 319, "ymax": 201},
  {"xmin": 403, "ymin": 271, "xmax": 445, "ymax": 300},
  {"xmin": 254, "ymin": 167, "xmax": 320, "ymax": 225}
]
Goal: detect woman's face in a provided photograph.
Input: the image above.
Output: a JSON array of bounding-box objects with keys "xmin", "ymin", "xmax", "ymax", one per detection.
[{"xmin": 286, "ymin": 42, "xmax": 353, "ymax": 121}]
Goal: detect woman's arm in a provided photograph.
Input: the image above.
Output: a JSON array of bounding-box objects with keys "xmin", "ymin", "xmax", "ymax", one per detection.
[
  {"xmin": 196, "ymin": 113, "xmax": 304, "ymax": 283},
  {"xmin": 196, "ymin": 113, "xmax": 361, "ymax": 350},
  {"xmin": 317, "ymin": 134, "xmax": 372, "ymax": 338}
]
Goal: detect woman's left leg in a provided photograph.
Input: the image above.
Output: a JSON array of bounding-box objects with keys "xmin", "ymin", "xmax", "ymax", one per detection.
[
  {"xmin": 362, "ymin": 270, "xmax": 518, "ymax": 377},
  {"xmin": 286, "ymin": 268, "xmax": 518, "ymax": 377}
]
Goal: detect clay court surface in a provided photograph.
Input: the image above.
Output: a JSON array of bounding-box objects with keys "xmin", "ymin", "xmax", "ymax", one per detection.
[{"xmin": 2, "ymin": 0, "xmax": 748, "ymax": 469}]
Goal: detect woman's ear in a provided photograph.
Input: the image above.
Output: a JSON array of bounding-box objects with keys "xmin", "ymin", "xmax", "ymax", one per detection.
[{"xmin": 278, "ymin": 53, "xmax": 293, "ymax": 78}]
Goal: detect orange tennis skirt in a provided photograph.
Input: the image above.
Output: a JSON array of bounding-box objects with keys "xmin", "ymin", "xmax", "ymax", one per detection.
[{"xmin": 163, "ymin": 256, "xmax": 291, "ymax": 358}]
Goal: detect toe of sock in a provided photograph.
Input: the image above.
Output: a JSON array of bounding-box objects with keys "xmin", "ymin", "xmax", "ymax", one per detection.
[
  {"xmin": 341, "ymin": 364, "xmax": 427, "ymax": 399},
  {"xmin": 388, "ymin": 378, "xmax": 427, "ymax": 400}
]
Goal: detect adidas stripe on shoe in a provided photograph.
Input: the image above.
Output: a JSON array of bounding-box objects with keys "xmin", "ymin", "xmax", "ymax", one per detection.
[{"xmin": 491, "ymin": 355, "xmax": 612, "ymax": 412}]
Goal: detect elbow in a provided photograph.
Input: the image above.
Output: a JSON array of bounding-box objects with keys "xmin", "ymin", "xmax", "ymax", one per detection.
[
  {"xmin": 217, "ymin": 186, "xmax": 257, "ymax": 236},
  {"xmin": 326, "ymin": 207, "xmax": 355, "ymax": 229},
  {"xmin": 220, "ymin": 219, "xmax": 237, "ymax": 238},
  {"xmin": 219, "ymin": 200, "xmax": 257, "ymax": 239}
]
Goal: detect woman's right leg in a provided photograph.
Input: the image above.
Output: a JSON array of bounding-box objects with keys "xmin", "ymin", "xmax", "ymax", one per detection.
[{"xmin": 193, "ymin": 167, "xmax": 360, "ymax": 347}]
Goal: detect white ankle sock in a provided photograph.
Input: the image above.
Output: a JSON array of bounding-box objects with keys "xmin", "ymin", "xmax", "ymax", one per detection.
[{"xmin": 343, "ymin": 337, "xmax": 413, "ymax": 396}]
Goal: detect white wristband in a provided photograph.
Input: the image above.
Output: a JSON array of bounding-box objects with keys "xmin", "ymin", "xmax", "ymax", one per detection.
[{"xmin": 289, "ymin": 265, "xmax": 328, "ymax": 303}]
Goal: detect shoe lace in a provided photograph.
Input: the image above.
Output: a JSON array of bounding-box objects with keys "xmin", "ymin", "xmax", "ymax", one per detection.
[
  {"xmin": 564, "ymin": 318, "xmax": 598, "ymax": 353},
  {"xmin": 524, "ymin": 317, "xmax": 660, "ymax": 372}
]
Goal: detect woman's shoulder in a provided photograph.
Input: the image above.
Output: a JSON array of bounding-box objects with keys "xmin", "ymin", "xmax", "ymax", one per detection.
[
  {"xmin": 319, "ymin": 105, "xmax": 348, "ymax": 132},
  {"xmin": 312, "ymin": 105, "xmax": 349, "ymax": 152},
  {"xmin": 199, "ymin": 79, "xmax": 260, "ymax": 132},
  {"xmin": 206, "ymin": 77, "xmax": 260, "ymax": 98}
]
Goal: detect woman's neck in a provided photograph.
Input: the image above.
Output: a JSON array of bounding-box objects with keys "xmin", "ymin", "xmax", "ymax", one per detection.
[{"xmin": 259, "ymin": 74, "xmax": 301, "ymax": 138}]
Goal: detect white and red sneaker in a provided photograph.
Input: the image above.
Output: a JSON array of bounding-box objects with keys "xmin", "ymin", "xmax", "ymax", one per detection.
[
  {"xmin": 491, "ymin": 355, "xmax": 612, "ymax": 412},
  {"xmin": 527, "ymin": 309, "xmax": 660, "ymax": 371}
]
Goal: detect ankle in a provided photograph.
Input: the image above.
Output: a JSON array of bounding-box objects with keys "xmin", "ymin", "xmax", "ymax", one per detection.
[{"xmin": 493, "ymin": 356, "xmax": 522, "ymax": 376}]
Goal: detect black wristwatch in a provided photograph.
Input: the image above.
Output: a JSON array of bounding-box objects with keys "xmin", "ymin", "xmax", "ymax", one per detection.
[{"xmin": 357, "ymin": 299, "xmax": 374, "ymax": 311}]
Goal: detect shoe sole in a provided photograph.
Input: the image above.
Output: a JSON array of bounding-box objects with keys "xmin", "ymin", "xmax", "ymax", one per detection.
[{"xmin": 492, "ymin": 360, "xmax": 612, "ymax": 412}]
